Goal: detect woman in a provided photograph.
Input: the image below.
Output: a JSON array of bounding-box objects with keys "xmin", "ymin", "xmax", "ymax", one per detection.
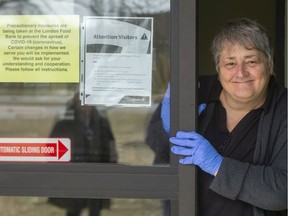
[{"xmin": 158, "ymin": 18, "xmax": 287, "ymax": 215}]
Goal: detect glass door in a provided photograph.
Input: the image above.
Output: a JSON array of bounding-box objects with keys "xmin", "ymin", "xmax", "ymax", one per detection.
[
  {"xmin": 0, "ymin": 0, "xmax": 197, "ymax": 215},
  {"xmin": 0, "ymin": 0, "xmax": 284, "ymax": 215}
]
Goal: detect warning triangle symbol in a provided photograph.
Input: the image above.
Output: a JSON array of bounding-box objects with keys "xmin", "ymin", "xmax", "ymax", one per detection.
[{"xmin": 141, "ymin": 33, "xmax": 148, "ymax": 40}]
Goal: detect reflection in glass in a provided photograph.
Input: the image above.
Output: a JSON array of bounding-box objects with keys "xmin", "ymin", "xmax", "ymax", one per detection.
[
  {"xmin": 0, "ymin": 197, "xmax": 163, "ymax": 216},
  {"xmin": 0, "ymin": 0, "xmax": 170, "ymax": 215},
  {"xmin": 49, "ymin": 92, "xmax": 117, "ymax": 163},
  {"xmin": 0, "ymin": 0, "xmax": 170, "ymax": 166}
]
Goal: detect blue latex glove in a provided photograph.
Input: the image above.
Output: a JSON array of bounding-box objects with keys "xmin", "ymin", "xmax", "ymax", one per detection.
[
  {"xmin": 170, "ymin": 131, "xmax": 223, "ymax": 176},
  {"xmin": 198, "ymin": 103, "xmax": 206, "ymax": 114},
  {"xmin": 160, "ymin": 82, "xmax": 207, "ymax": 134},
  {"xmin": 161, "ymin": 83, "xmax": 171, "ymax": 134}
]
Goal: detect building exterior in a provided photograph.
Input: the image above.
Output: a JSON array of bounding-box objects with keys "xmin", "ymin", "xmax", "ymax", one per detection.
[{"xmin": 0, "ymin": 0, "xmax": 286, "ymax": 215}]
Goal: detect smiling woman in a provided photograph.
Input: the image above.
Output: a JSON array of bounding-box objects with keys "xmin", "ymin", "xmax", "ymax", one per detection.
[
  {"xmin": 213, "ymin": 19, "xmax": 274, "ymax": 132},
  {"xmin": 218, "ymin": 44, "xmax": 271, "ymax": 120},
  {"xmin": 158, "ymin": 17, "xmax": 287, "ymax": 216}
]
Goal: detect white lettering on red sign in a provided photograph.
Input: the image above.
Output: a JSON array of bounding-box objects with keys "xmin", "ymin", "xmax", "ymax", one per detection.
[{"xmin": 0, "ymin": 138, "xmax": 71, "ymax": 162}]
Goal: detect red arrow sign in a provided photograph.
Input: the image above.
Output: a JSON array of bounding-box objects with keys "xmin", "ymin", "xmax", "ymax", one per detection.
[
  {"xmin": 0, "ymin": 143, "xmax": 57, "ymax": 157},
  {"xmin": 58, "ymin": 140, "xmax": 68, "ymax": 160},
  {"xmin": 0, "ymin": 138, "xmax": 70, "ymax": 162}
]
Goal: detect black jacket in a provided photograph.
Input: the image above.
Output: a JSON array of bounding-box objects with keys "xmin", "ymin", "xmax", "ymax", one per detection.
[{"xmin": 146, "ymin": 75, "xmax": 287, "ymax": 215}]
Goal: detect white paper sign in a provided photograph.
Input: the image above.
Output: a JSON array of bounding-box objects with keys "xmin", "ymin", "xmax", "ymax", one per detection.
[{"xmin": 81, "ymin": 16, "xmax": 153, "ymax": 107}]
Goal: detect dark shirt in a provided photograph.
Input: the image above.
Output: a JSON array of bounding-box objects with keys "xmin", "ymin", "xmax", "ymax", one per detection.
[{"xmin": 198, "ymin": 91, "xmax": 267, "ymax": 216}]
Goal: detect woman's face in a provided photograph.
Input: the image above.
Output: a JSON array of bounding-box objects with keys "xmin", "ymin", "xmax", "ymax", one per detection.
[{"xmin": 218, "ymin": 43, "xmax": 272, "ymax": 105}]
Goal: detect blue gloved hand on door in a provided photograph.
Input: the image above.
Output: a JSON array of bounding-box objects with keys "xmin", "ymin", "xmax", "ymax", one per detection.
[{"xmin": 170, "ymin": 131, "xmax": 223, "ymax": 176}]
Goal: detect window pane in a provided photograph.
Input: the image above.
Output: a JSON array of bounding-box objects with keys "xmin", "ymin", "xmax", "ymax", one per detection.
[
  {"xmin": 0, "ymin": 0, "xmax": 170, "ymax": 165},
  {"xmin": 0, "ymin": 197, "xmax": 165, "ymax": 216}
]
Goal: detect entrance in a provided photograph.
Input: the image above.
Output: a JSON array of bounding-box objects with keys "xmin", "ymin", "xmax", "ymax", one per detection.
[{"xmin": 0, "ymin": 0, "xmax": 285, "ymax": 216}]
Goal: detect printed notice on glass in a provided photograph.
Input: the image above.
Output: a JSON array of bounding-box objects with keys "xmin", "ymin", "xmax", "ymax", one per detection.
[
  {"xmin": 81, "ymin": 17, "xmax": 153, "ymax": 107},
  {"xmin": 0, "ymin": 15, "xmax": 79, "ymax": 83}
]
